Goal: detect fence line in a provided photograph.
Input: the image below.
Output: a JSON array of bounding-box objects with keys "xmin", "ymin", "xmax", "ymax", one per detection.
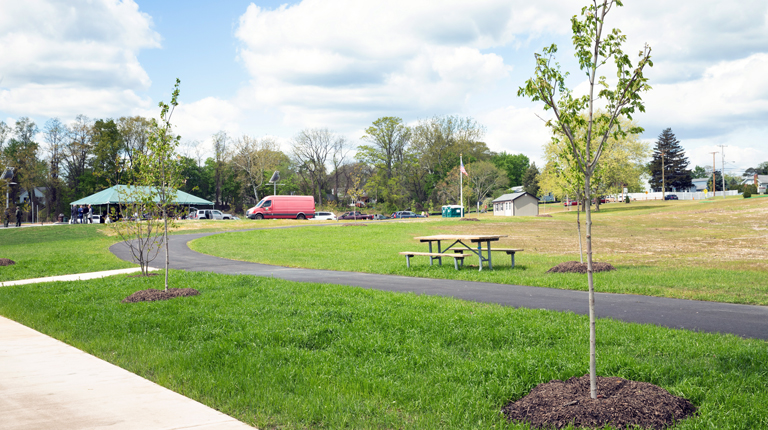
[{"xmin": 624, "ymin": 190, "xmax": 739, "ymax": 201}]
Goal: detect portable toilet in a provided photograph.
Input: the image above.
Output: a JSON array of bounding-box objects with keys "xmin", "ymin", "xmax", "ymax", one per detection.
[{"xmin": 442, "ymin": 205, "xmax": 463, "ymax": 217}]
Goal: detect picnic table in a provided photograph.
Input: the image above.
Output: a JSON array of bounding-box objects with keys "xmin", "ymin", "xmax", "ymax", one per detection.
[{"xmin": 411, "ymin": 234, "xmax": 508, "ymax": 271}]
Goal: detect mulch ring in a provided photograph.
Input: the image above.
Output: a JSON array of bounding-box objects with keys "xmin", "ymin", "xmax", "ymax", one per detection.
[
  {"xmin": 122, "ymin": 288, "xmax": 200, "ymax": 303},
  {"xmin": 0, "ymin": 258, "xmax": 16, "ymax": 266},
  {"xmin": 502, "ymin": 375, "xmax": 697, "ymax": 429},
  {"xmin": 341, "ymin": 223, "xmax": 367, "ymax": 227},
  {"xmin": 547, "ymin": 261, "xmax": 615, "ymax": 274},
  {"xmin": 459, "ymin": 217, "xmax": 480, "ymax": 221}
]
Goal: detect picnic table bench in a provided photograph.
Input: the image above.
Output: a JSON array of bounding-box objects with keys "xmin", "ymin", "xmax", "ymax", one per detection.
[
  {"xmin": 402, "ymin": 234, "xmax": 511, "ymax": 271},
  {"xmin": 399, "ymin": 252, "xmax": 470, "ymax": 270}
]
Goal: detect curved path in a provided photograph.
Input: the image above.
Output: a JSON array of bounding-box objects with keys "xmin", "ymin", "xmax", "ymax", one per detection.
[{"xmin": 110, "ymin": 231, "xmax": 768, "ymax": 340}]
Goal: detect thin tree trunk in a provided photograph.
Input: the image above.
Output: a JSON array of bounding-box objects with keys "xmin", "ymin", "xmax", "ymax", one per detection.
[
  {"xmin": 577, "ymin": 203, "xmax": 584, "ymax": 264},
  {"xmin": 164, "ymin": 205, "xmax": 169, "ymax": 291},
  {"xmin": 585, "ymin": 175, "xmax": 596, "ymax": 399}
]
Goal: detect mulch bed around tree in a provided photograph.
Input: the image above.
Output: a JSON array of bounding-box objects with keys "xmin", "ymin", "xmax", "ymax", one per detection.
[
  {"xmin": 341, "ymin": 223, "xmax": 367, "ymax": 227},
  {"xmin": 537, "ymin": 214, "xmax": 554, "ymax": 217},
  {"xmin": 547, "ymin": 261, "xmax": 615, "ymax": 274},
  {"xmin": 502, "ymin": 375, "xmax": 697, "ymax": 429},
  {"xmin": 459, "ymin": 217, "xmax": 480, "ymax": 221},
  {"xmin": 122, "ymin": 288, "xmax": 200, "ymax": 303},
  {"xmin": 0, "ymin": 258, "xmax": 16, "ymax": 266}
]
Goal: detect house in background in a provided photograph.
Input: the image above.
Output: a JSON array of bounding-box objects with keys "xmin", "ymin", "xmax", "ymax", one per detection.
[
  {"xmin": 492, "ymin": 192, "xmax": 539, "ymax": 217},
  {"xmin": 742, "ymin": 175, "xmax": 768, "ymax": 194}
]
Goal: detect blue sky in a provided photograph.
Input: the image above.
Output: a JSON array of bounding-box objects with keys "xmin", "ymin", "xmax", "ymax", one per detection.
[{"xmin": 2, "ymin": 0, "xmax": 767, "ymax": 175}]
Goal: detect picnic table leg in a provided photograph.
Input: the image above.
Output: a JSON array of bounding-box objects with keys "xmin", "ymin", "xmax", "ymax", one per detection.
[
  {"xmin": 437, "ymin": 241, "xmax": 443, "ymax": 266},
  {"xmin": 509, "ymin": 251, "xmax": 515, "ymax": 268},
  {"xmin": 453, "ymin": 257, "xmax": 459, "ymax": 270},
  {"xmin": 428, "ymin": 242, "xmax": 434, "ymax": 266},
  {"xmin": 453, "ymin": 249, "xmax": 465, "ymax": 267},
  {"xmin": 406, "ymin": 254, "xmax": 411, "ymax": 269},
  {"xmin": 487, "ymin": 240, "xmax": 493, "ymax": 270},
  {"xmin": 477, "ymin": 242, "xmax": 483, "ymax": 271}
]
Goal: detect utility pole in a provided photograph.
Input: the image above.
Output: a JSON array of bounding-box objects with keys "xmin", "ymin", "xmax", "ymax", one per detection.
[
  {"xmin": 717, "ymin": 145, "xmax": 726, "ymax": 198},
  {"xmin": 710, "ymin": 152, "xmax": 718, "ymax": 198},
  {"xmin": 660, "ymin": 150, "xmax": 667, "ymax": 200}
]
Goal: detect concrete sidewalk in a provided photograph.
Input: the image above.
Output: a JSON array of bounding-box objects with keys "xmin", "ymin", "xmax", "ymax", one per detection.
[
  {"xmin": 0, "ymin": 267, "xmax": 159, "ymax": 288},
  {"xmin": 0, "ymin": 315, "xmax": 255, "ymax": 430}
]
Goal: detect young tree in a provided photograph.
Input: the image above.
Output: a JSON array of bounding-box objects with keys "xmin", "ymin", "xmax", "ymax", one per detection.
[
  {"xmin": 649, "ymin": 128, "xmax": 692, "ymax": 192},
  {"xmin": 139, "ymin": 79, "xmax": 183, "ymax": 291},
  {"xmin": 518, "ymin": 0, "xmax": 652, "ymax": 398},
  {"xmin": 691, "ymin": 165, "xmax": 708, "ymax": 179}
]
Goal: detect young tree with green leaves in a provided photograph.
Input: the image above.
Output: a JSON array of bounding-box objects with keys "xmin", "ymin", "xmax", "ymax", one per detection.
[
  {"xmin": 139, "ymin": 79, "xmax": 183, "ymax": 291},
  {"xmin": 518, "ymin": 0, "xmax": 652, "ymax": 398}
]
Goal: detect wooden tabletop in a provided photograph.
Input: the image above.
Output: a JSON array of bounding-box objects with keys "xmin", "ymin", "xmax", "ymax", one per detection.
[{"xmin": 413, "ymin": 234, "xmax": 507, "ymax": 242}]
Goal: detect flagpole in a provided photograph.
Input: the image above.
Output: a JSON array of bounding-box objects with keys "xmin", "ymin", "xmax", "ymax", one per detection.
[{"xmin": 460, "ymin": 154, "xmax": 464, "ymax": 217}]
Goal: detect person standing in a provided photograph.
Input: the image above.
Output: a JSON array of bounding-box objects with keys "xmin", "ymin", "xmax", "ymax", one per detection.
[
  {"xmin": 70, "ymin": 205, "xmax": 76, "ymax": 224},
  {"xmin": 87, "ymin": 205, "xmax": 93, "ymax": 224},
  {"xmin": 77, "ymin": 205, "xmax": 84, "ymax": 224},
  {"xmin": 15, "ymin": 206, "xmax": 21, "ymax": 227}
]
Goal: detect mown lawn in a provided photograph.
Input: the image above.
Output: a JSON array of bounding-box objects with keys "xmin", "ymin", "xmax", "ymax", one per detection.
[
  {"xmin": 189, "ymin": 197, "xmax": 768, "ymax": 305},
  {"xmin": 0, "ymin": 270, "xmax": 765, "ymax": 429},
  {"xmin": 0, "ymin": 224, "xmax": 134, "ymax": 282}
]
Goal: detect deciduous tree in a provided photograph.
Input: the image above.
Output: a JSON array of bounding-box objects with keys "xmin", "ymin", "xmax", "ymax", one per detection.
[{"xmin": 518, "ymin": 0, "xmax": 652, "ymax": 398}]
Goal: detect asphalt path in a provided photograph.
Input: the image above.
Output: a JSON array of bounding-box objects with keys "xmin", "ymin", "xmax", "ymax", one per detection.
[{"xmin": 110, "ymin": 230, "xmax": 768, "ymax": 340}]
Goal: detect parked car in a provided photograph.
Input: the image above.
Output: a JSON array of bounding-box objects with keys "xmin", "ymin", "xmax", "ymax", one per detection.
[
  {"xmin": 189, "ymin": 209, "xmax": 224, "ymax": 220},
  {"xmin": 339, "ymin": 211, "xmax": 373, "ymax": 220},
  {"xmin": 312, "ymin": 211, "xmax": 338, "ymax": 221},
  {"xmin": 372, "ymin": 214, "xmax": 391, "ymax": 220},
  {"xmin": 90, "ymin": 214, "xmax": 102, "ymax": 224},
  {"xmin": 392, "ymin": 211, "xmax": 425, "ymax": 218},
  {"xmin": 664, "ymin": 194, "xmax": 678, "ymax": 200},
  {"xmin": 564, "ymin": 200, "xmax": 578, "ymax": 206},
  {"xmin": 221, "ymin": 213, "xmax": 236, "ymax": 220},
  {"xmin": 246, "ymin": 195, "xmax": 315, "ymax": 220}
]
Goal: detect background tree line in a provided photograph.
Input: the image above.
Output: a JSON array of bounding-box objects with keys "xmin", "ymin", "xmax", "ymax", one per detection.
[{"xmin": 1, "ymin": 114, "xmax": 536, "ymax": 221}]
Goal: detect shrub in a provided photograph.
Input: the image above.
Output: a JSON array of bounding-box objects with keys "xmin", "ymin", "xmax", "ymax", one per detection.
[{"xmin": 743, "ymin": 190, "xmax": 752, "ymax": 198}]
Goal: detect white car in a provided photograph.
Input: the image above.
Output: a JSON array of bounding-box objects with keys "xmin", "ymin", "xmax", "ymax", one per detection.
[
  {"xmin": 189, "ymin": 209, "xmax": 224, "ymax": 220},
  {"xmin": 312, "ymin": 211, "xmax": 337, "ymax": 221}
]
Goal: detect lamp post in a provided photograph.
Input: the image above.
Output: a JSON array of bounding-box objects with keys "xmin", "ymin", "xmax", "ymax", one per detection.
[{"xmin": 2, "ymin": 167, "xmax": 16, "ymax": 209}]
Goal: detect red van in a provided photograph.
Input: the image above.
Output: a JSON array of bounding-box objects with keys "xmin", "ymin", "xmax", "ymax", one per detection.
[{"xmin": 246, "ymin": 195, "xmax": 315, "ymax": 220}]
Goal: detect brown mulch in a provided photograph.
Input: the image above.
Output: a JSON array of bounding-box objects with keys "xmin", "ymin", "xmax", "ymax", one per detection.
[
  {"xmin": 460, "ymin": 217, "xmax": 480, "ymax": 221},
  {"xmin": 0, "ymin": 258, "xmax": 16, "ymax": 266},
  {"xmin": 341, "ymin": 223, "xmax": 367, "ymax": 227},
  {"xmin": 502, "ymin": 375, "xmax": 697, "ymax": 429},
  {"xmin": 537, "ymin": 214, "xmax": 553, "ymax": 217},
  {"xmin": 547, "ymin": 261, "xmax": 615, "ymax": 274},
  {"xmin": 122, "ymin": 288, "xmax": 200, "ymax": 303}
]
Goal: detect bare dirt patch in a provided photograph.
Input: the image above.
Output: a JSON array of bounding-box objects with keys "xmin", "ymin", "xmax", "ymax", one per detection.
[
  {"xmin": 502, "ymin": 375, "xmax": 696, "ymax": 429},
  {"xmin": 0, "ymin": 258, "xmax": 16, "ymax": 266},
  {"xmin": 547, "ymin": 261, "xmax": 615, "ymax": 274},
  {"xmin": 122, "ymin": 288, "xmax": 199, "ymax": 303}
]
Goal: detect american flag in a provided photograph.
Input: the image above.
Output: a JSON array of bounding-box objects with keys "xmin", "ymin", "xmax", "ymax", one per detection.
[{"xmin": 460, "ymin": 160, "xmax": 469, "ymax": 177}]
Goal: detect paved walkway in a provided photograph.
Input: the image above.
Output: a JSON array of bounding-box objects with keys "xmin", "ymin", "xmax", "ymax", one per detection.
[
  {"xmin": 0, "ymin": 267, "xmax": 159, "ymax": 287},
  {"xmin": 111, "ymin": 232, "xmax": 768, "ymax": 340},
  {"xmin": 0, "ymin": 315, "xmax": 255, "ymax": 430}
]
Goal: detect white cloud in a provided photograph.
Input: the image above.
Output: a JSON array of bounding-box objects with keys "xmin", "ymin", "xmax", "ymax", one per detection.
[
  {"xmin": 0, "ymin": 0, "xmax": 159, "ymax": 118},
  {"xmin": 476, "ymin": 104, "xmax": 551, "ymax": 166},
  {"xmin": 233, "ymin": 0, "xmax": 575, "ymax": 127}
]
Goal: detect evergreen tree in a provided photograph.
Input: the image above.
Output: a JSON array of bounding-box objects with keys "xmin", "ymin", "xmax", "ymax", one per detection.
[
  {"xmin": 649, "ymin": 128, "xmax": 692, "ymax": 192},
  {"xmin": 522, "ymin": 162, "xmax": 540, "ymax": 196}
]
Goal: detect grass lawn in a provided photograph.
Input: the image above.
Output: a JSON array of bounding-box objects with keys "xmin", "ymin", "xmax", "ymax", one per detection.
[
  {"xmin": 190, "ymin": 197, "xmax": 768, "ymax": 305},
  {"xmin": 0, "ymin": 270, "xmax": 766, "ymax": 429},
  {"xmin": 0, "ymin": 224, "xmax": 135, "ymax": 282}
]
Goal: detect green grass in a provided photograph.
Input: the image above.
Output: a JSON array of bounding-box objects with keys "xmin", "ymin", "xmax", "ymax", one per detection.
[
  {"xmin": 0, "ymin": 270, "xmax": 765, "ymax": 429},
  {"xmin": 189, "ymin": 222, "xmax": 768, "ymax": 305},
  {"xmin": 0, "ymin": 224, "xmax": 134, "ymax": 282}
]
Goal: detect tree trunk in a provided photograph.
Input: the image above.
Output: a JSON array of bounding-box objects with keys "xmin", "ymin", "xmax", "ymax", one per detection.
[
  {"xmin": 164, "ymin": 205, "xmax": 169, "ymax": 291},
  {"xmin": 577, "ymin": 206, "xmax": 584, "ymax": 264},
  {"xmin": 585, "ymin": 175, "xmax": 596, "ymax": 399}
]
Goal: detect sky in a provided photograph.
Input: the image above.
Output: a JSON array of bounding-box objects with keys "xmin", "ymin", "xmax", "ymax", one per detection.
[{"xmin": 1, "ymin": 0, "xmax": 767, "ymax": 175}]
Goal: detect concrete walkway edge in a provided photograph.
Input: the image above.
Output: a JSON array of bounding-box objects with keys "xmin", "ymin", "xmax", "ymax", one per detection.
[
  {"xmin": 0, "ymin": 267, "xmax": 161, "ymax": 287},
  {"xmin": 0, "ymin": 315, "xmax": 255, "ymax": 430}
]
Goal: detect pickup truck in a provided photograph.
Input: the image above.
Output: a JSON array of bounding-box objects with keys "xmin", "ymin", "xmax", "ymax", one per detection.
[{"xmin": 338, "ymin": 211, "xmax": 373, "ymax": 220}]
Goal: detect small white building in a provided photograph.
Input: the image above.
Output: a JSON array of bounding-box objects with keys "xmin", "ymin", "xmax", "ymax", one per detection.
[{"xmin": 492, "ymin": 192, "xmax": 539, "ymax": 217}]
